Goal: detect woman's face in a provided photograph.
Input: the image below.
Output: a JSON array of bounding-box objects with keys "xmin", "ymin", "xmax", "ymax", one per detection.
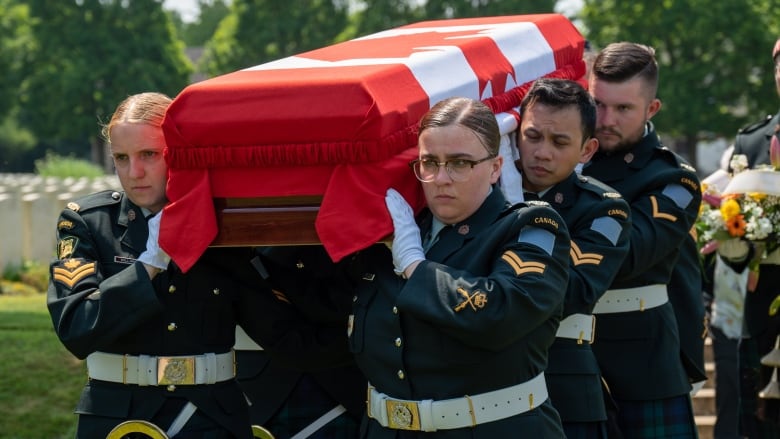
[
  {"xmin": 418, "ymin": 125, "xmax": 502, "ymax": 224},
  {"xmin": 109, "ymin": 122, "xmax": 168, "ymax": 213}
]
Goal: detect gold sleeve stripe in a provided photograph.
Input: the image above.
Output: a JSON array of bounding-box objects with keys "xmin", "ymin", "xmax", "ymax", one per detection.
[
  {"xmin": 501, "ymin": 250, "xmax": 545, "ymax": 275},
  {"xmin": 570, "ymin": 241, "xmax": 603, "ymax": 266},
  {"xmin": 271, "ymin": 289, "xmax": 291, "ymax": 304},
  {"xmin": 52, "ymin": 262, "xmax": 96, "ymax": 288},
  {"xmin": 650, "ymin": 195, "xmax": 677, "ymax": 221}
]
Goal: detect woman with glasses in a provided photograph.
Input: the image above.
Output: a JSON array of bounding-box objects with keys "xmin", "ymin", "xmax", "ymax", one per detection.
[{"xmin": 347, "ymin": 96, "xmax": 572, "ymax": 437}]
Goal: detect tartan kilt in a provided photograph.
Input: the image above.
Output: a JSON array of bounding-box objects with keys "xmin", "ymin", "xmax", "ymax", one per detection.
[{"xmin": 613, "ymin": 394, "xmax": 698, "ymax": 438}]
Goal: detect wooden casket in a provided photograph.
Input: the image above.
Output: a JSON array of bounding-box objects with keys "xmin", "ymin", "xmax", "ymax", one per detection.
[{"xmin": 160, "ymin": 13, "xmax": 586, "ymax": 271}]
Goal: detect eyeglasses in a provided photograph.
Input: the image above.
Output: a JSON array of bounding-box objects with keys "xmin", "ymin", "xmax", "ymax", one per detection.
[{"xmin": 409, "ymin": 155, "xmax": 496, "ymax": 182}]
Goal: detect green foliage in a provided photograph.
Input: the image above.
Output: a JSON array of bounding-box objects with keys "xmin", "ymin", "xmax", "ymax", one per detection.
[
  {"xmin": 201, "ymin": 0, "xmax": 351, "ymax": 76},
  {"xmin": 350, "ymin": 0, "xmax": 424, "ymax": 38},
  {"xmin": 0, "ymin": 294, "xmax": 84, "ymax": 438},
  {"xmin": 0, "ymin": 113, "xmax": 37, "ymax": 171},
  {"xmin": 0, "ymin": 0, "xmax": 35, "ymax": 122},
  {"xmin": 183, "ymin": 0, "xmax": 230, "ymax": 46},
  {"xmin": 2, "ymin": 259, "xmax": 49, "ymax": 294},
  {"xmin": 20, "ymin": 261, "xmax": 49, "ymax": 292},
  {"xmin": 34, "ymin": 152, "xmax": 105, "ymax": 178},
  {"xmin": 19, "ymin": 0, "xmax": 192, "ymax": 146},
  {"xmin": 423, "ymin": 0, "xmax": 556, "ymax": 18},
  {"xmin": 581, "ymin": 0, "xmax": 780, "ymax": 158}
]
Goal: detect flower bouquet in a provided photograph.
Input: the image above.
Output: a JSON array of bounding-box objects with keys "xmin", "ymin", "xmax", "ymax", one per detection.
[{"xmin": 695, "ymin": 152, "xmax": 780, "ymax": 313}]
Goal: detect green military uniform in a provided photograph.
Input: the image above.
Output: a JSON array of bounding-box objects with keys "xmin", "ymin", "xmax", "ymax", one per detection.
[
  {"xmin": 667, "ymin": 233, "xmax": 708, "ymax": 385},
  {"xmin": 348, "ymin": 187, "xmax": 570, "ymax": 438},
  {"xmin": 535, "ymin": 172, "xmax": 631, "ymax": 431},
  {"xmin": 582, "ymin": 122, "xmax": 702, "ymax": 403},
  {"xmin": 236, "ymin": 246, "xmax": 367, "ymax": 438},
  {"xmin": 47, "ymin": 190, "xmax": 347, "ymax": 438},
  {"xmin": 729, "ymin": 112, "xmax": 780, "ymax": 436}
]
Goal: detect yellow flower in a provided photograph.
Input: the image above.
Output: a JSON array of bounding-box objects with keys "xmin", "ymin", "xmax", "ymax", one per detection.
[
  {"xmin": 720, "ymin": 198, "xmax": 742, "ymax": 221},
  {"xmin": 747, "ymin": 192, "xmax": 767, "ymax": 201}
]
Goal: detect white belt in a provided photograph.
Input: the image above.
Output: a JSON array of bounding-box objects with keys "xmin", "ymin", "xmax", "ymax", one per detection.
[
  {"xmin": 592, "ymin": 284, "xmax": 668, "ymax": 314},
  {"xmin": 367, "ymin": 373, "xmax": 548, "ymax": 431},
  {"xmin": 234, "ymin": 325, "xmax": 263, "ymax": 351},
  {"xmin": 86, "ymin": 351, "xmax": 235, "ymax": 386},
  {"xmin": 555, "ymin": 313, "xmax": 595, "ymax": 344}
]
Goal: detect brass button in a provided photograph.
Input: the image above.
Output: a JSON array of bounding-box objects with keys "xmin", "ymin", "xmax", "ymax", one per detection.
[
  {"xmin": 167, "ymin": 322, "xmax": 177, "ymax": 331},
  {"xmin": 168, "ymin": 285, "xmax": 176, "ymax": 293},
  {"xmin": 397, "ymin": 370, "xmax": 405, "ymax": 380},
  {"xmin": 392, "ymin": 306, "xmax": 398, "ymax": 314},
  {"xmin": 213, "ymin": 288, "xmax": 220, "ymax": 295},
  {"xmin": 394, "ymin": 337, "xmax": 402, "ymax": 347},
  {"xmin": 167, "ymin": 384, "xmax": 176, "ymax": 392}
]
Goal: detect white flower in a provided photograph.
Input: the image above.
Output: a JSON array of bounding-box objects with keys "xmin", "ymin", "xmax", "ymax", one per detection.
[{"xmin": 730, "ymin": 154, "xmax": 749, "ymax": 174}]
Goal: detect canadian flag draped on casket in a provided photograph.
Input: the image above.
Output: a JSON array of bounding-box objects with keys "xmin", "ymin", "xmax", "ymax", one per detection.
[{"xmin": 160, "ymin": 13, "xmax": 586, "ymax": 272}]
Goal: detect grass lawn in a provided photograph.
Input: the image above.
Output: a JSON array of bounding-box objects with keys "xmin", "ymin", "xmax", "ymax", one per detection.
[{"xmin": 0, "ymin": 292, "xmax": 82, "ymax": 439}]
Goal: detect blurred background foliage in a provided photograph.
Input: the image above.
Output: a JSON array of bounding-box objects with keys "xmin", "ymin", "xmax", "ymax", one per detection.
[{"xmin": 1, "ymin": 0, "xmax": 779, "ymax": 174}]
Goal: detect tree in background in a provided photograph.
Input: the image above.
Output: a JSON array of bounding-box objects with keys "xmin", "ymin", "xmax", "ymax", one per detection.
[
  {"xmin": 201, "ymin": 0, "xmax": 350, "ymax": 76},
  {"xmin": 580, "ymin": 0, "xmax": 780, "ymax": 165},
  {"xmin": 349, "ymin": 0, "xmax": 424, "ymax": 38},
  {"xmin": 0, "ymin": 0, "xmax": 37, "ymax": 171},
  {"xmin": 181, "ymin": 0, "xmax": 231, "ymax": 47},
  {"xmin": 423, "ymin": 0, "xmax": 555, "ymax": 18},
  {"xmin": 18, "ymin": 0, "xmax": 192, "ymax": 170},
  {"xmin": 0, "ymin": 0, "xmax": 34, "ymax": 122}
]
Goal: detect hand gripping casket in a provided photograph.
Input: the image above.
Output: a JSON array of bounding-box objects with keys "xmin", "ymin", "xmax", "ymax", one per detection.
[{"xmin": 160, "ymin": 13, "xmax": 586, "ymax": 271}]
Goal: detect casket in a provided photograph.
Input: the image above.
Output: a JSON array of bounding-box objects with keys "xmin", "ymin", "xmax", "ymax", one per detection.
[{"xmin": 160, "ymin": 13, "xmax": 586, "ymax": 272}]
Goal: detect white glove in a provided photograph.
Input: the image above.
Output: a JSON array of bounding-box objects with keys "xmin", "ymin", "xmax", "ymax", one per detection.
[
  {"xmin": 498, "ymin": 133, "xmax": 524, "ymax": 204},
  {"xmin": 137, "ymin": 211, "xmax": 171, "ymax": 270},
  {"xmin": 385, "ymin": 188, "xmax": 425, "ymax": 276},
  {"xmin": 717, "ymin": 238, "xmax": 750, "ymax": 261}
]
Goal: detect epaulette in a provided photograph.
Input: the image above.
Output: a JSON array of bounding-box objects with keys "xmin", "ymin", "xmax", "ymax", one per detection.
[
  {"xmin": 65, "ymin": 190, "xmax": 122, "ymax": 213},
  {"xmin": 680, "ymin": 162, "xmax": 697, "ymax": 174},
  {"xmin": 655, "ymin": 146, "xmax": 698, "ymax": 174},
  {"xmin": 738, "ymin": 114, "xmax": 774, "ymax": 134},
  {"xmin": 504, "ymin": 199, "xmax": 553, "ymax": 219},
  {"xmin": 507, "ymin": 199, "xmax": 552, "ymax": 211},
  {"xmin": 575, "ymin": 174, "xmax": 625, "ymax": 200}
]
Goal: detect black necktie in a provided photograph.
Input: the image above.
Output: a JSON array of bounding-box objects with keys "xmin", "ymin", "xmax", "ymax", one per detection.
[
  {"xmin": 424, "ymin": 225, "xmax": 450, "ymax": 252},
  {"xmin": 524, "ymin": 192, "xmax": 540, "ymax": 201}
]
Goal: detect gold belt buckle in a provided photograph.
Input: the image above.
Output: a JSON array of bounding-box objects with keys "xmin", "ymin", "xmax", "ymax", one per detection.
[
  {"xmin": 385, "ymin": 399, "xmax": 421, "ymax": 430},
  {"xmin": 157, "ymin": 356, "xmax": 196, "ymax": 385}
]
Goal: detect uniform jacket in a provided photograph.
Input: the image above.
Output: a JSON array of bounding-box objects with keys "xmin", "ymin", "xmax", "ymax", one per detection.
[
  {"xmin": 236, "ymin": 246, "xmax": 367, "ymax": 428},
  {"xmin": 667, "ymin": 234, "xmax": 708, "ymax": 383},
  {"xmin": 47, "ymin": 190, "xmax": 348, "ymax": 438},
  {"xmin": 538, "ymin": 172, "xmax": 631, "ymax": 422},
  {"xmin": 582, "ymin": 123, "xmax": 703, "ymax": 400},
  {"xmin": 348, "ymin": 187, "xmax": 571, "ymax": 438}
]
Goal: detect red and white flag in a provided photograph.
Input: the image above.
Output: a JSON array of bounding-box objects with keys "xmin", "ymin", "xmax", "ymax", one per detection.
[{"xmin": 161, "ymin": 13, "xmax": 585, "ymax": 272}]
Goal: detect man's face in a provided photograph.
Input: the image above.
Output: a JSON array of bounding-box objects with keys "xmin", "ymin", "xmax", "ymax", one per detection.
[
  {"xmin": 109, "ymin": 122, "xmax": 168, "ymax": 213},
  {"xmin": 589, "ymin": 75, "xmax": 660, "ymax": 153},
  {"xmin": 518, "ymin": 103, "xmax": 598, "ymax": 193},
  {"xmin": 418, "ymin": 125, "xmax": 502, "ymax": 225}
]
